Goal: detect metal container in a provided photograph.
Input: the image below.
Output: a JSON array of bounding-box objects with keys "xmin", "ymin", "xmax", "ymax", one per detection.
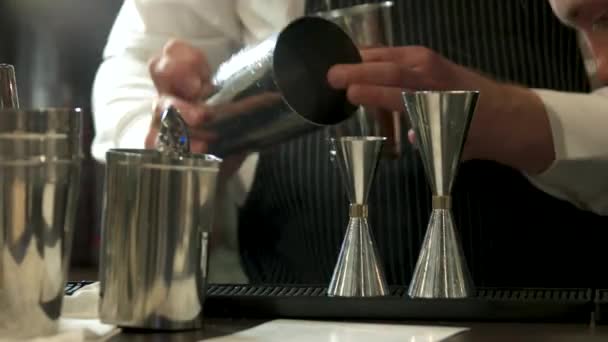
[
  {"xmin": 99, "ymin": 149, "xmax": 222, "ymax": 330},
  {"xmin": 202, "ymin": 16, "xmax": 361, "ymax": 157},
  {"xmin": 316, "ymin": 1, "xmax": 394, "ymax": 48},
  {"xmin": 0, "ymin": 64, "xmax": 19, "ymax": 109},
  {"xmin": 315, "ymin": 2, "xmax": 402, "ymax": 158},
  {"xmin": 0, "ymin": 108, "xmax": 82, "ymax": 338}
]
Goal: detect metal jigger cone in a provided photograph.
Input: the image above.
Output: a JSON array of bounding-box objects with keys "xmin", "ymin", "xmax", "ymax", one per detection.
[
  {"xmin": 328, "ymin": 136, "xmax": 389, "ymax": 297},
  {"xmin": 402, "ymin": 90, "xmax": 479, "ymax": 299}
]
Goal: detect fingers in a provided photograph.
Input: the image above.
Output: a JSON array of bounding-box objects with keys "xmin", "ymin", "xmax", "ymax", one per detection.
[
  {"xmin": 148, "ymin": 39, "xmax": 213, "ymax": 101},
  {"xmin": 152, "ymin": 95, "xmax": 210, "ymax": 129},
  {"xmin": 329, "ymin": 46, "xmax": 450, "ymax": 93},
  {"xmin": 328, "ymin": 62, "xmax": 415, "ymax": 89},
  {"xmin": 347, "ymin": 85, "xmax": 405, "ymax": 112},
  {"xmin": 360, "ymin": 46, "xmax": 436, "ymax": 66}
]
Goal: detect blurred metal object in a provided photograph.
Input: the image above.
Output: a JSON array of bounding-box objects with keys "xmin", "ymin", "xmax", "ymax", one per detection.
[
  {"xmin": 328, "ymin": 136, "xmax": 389, "ymax": 297},
  {"xmin": 316, "ymin": 1, "xmax": 394, "ymax": 48},
  {"xmin": 316, "ymin": 2, "xmax": 401, "ymax": 158},
  {"xmin": 0, "ymin": 64, "xmax": 19, "ymax": 109},
  {"xmin": 203, "ymin": 16, "xmax": 360, "ymax": 157},
  {"xmin": 0, "ymin": 108, "xmax": 82, "ymax": 338},
  {"xmin": 99, "ymin": 149, "xmax": 222, "ymax": 330},
  {"xmin": 156, "ymin": 105, "xmax": 190, "ymax": 155},
  {"xmin": 402, "ymin": 90, "xmax": 478, "ymax": 299}
]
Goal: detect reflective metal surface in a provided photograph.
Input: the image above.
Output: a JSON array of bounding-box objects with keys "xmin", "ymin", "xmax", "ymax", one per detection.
[
  {"xmin": 156, "ymin": 105, "xmax": 190, "ymax": 155},
  {"xmin": 203, "ymin": 16, "xmax": 360, "ymax": 157},
  {"xmin": 0, "ymin": 108, "xmax": 82, "ymax": 338},
  {"xmin": 316, "ymin": 2, "xmax": 401, "ymax": 158},
  {"xmin": 402, "ymin": 90, "xmax": 478, "ymax": 299},
  {"xmin": 99, "ymin": 149, "xmax": 222, "ymax": 330},
  {"xmin": 316, "ymin": 1, "xmax": 394, "ymax": 48},
  {"xmin": 0, "ymin": 64, "xmax": 19, "ymax": 109},
  {"xmin": 328, "ymin": 136, "xmax": 389, "ymax": 297}
]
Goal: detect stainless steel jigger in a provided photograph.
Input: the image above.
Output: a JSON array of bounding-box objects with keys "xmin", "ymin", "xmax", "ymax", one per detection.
[
  {"xmin": 328, "ymin": 136, "xmax": 389, "ymax": 297},
  {"xmin": 402, "ymin": 90, "xmax": 479, "ymax": 299}
]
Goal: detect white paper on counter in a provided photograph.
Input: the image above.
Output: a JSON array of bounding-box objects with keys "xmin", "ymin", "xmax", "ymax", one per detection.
[
  {"xmin": 0, "ymin": 318, "xmax": 118, "ymax": 342},
  {"xmin": 201, "ymin": 319, "xmax": 469, "ymax": 342},
  {"xmin": 61, "ymin": 282, "xmax": 101, "ymax": 319},
  {"xmin": 58, "ymin": 318, "xmax": 118, "ymax": 340}
]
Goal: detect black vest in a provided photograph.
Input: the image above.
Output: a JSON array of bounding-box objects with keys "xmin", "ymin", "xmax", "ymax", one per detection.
[{"xmin": 239, "ymin": 0, "xmax": 608, "ymax": 288}]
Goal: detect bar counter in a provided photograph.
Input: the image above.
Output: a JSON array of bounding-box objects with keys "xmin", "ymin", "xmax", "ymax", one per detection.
[
  {"xmin": 105, "ymin": 320, "xmax": 608, "ymax": 341},
  {"xmin": 69, "ymin": 269, "xmax": 608, "ymax": 341}
]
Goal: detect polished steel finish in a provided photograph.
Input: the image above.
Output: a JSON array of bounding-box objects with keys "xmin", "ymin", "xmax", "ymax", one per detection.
[
  {"xmin": 316, "ymin": 1, "xmax": 394, "ymax": 48},
  {"xmin": 156, "ymin": 105, "xmax": 190, "ymax": 155},
  {"xmin": 402, "ymin": 90, "xmax": 478, "ymax": 299},
  {"xmin": 328, "ymin": 136, "xmax": 389, "ymax": 297},
  {"xmin": 316, "ymin": 2, "xmax": 401, "ymax": 157},
  {"xmin": 0, "ymin": 108, "xmax": 82, "ymax": 338},
  {"xmin": 99, "ymin": 149, "xmax": 222, "ymax": 330},
  {"xmin": 0, "ymin": 64, "xmax": 19, "ymax": 109},
  {"xmin": 203, "ymin": 16, "xmax": 360, "ymax": 157}
]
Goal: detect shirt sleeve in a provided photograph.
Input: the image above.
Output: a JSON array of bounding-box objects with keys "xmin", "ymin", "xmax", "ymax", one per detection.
[
  {"xmin": 91, "ymin": 0, "xmax": 243, "ymax": 163},
  {"xmin": 91, "ymin": 0, "xmax": 304, "ymax": 193},
  {"xmin": 524, "ymin": 87, "xmax": 608, "ymax": 215}
]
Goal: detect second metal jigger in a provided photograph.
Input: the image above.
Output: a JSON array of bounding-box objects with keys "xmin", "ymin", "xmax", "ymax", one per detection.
[
  {"xmin": 328, "ymin": 136, "xmax": 389, "ymax": 297},
  {"xmin": 402, "ymin": 90, "xmax": 479, "ymax": 299}
]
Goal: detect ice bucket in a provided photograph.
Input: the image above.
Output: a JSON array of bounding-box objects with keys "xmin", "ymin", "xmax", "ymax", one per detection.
[
  {"xmin": 99, "ymin": 149, "xmax": 222, "ymax": 330},
  {"xmin": 0, "ymin": 108, "xmax": 83, "ymax": 338}
]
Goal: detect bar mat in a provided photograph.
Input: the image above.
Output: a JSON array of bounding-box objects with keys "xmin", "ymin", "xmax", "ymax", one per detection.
[
  {"xmin": 64, "ymin": 280, "xmax": 95, "ymax": 296},
  {"xmin": 594, "ymin": 289, "xmax": 608, "ymax": 323},
  {"xmin": 205, "ymin": 285, "xmax": 592, "ymax": 323}
]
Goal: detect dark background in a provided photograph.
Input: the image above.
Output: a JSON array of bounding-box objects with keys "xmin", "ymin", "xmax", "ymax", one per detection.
[{"xmin": 0, "ymin": 0, "xmax": 124, "ymax": 266}]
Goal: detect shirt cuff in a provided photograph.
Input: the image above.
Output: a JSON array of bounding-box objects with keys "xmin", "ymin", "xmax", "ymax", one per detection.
[{"xmin": 522, "ymin": 88, "xmax": 608, "ymax": 213}]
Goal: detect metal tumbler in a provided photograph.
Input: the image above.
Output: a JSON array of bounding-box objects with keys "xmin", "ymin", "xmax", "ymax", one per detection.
[
  {"xmin": 202, "ymin": 16, "xmax": 361, "ymax": 157},
  {"xmin": 99, "ymin": 149, "xmax": 222, "ymax": 330},
  {"xmin": 316, "ymin": 2, "xmax": 402, "ymax": 158},
  {"xmin": 316, "ymin": 1, "xmax": 394, "ymax": 48},
  {"xmin": 0, "ymin": 108, "xmax": 83, "ymax": 338}
]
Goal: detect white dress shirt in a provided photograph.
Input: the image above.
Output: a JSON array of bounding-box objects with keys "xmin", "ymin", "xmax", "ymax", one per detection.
[{"xmin": 91, "ymin": 0, "xmax": 608, "ymax": 281}]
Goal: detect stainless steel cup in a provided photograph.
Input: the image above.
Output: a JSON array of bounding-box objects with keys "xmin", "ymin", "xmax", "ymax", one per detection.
[
  {"xmin": 0, "ymin": 108, "xmax": 83, "ymax": 338},
  {"xmin": 202, "ymin": 16, "xmax": 362, "ymax": 157},
  {"xmin": 316, "ymin": 2, "xmax": 402, "ymax": 158},
  {"xmin": 99, "ymin": 149, "xmax": 222, "ymax": 330},
  {"xmin": 316, "ymin": 1, "xmax": 394, "ymax": 48}
]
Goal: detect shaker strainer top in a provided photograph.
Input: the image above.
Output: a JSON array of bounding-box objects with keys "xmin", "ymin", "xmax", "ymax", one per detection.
[{"xmin": 156, "ymin": 105, "xmax": 190, "ymax": 155}]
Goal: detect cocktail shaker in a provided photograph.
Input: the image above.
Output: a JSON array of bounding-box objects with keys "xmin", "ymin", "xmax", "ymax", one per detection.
[
  {"xmin": 201, "ymin": 16, "xmax": 362, "ymax": 157},
  {"xmin": 99, "ymin": 149, "xmax": 222, "ymax": 330},
  {"xmin": 0, "ymin": 108, "xmax": 82, "ymax": 338}
]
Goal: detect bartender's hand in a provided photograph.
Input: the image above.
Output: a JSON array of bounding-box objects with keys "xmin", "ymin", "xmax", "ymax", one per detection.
[
  {"xmin": 146, "ymin": 39, "xmax": 214, "ymax": 152},
  {"xmin": 327, "ymin": 46, "xmax": 554, "ymax": 174},
  {"xmin": 146, "ymin": 39, "xmax": 245, "ymax": 178}
]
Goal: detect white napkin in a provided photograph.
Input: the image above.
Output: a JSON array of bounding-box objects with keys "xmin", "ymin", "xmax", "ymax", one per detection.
[
  {"xmin": 202, "ymin": 319, "xmax": 469, "ymax": 342},
  {"xmin": 61, "ymin": 283, "xmax": 101, "ymax": 320},
  {"xmin": 0, "ymin": 282, "xmax": 117, "ymax": 342}
]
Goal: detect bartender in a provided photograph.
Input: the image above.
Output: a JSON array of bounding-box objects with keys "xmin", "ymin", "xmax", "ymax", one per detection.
[{"xmin": 92, "ymin": 0, "xmax": 608, "ymax": 287}]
